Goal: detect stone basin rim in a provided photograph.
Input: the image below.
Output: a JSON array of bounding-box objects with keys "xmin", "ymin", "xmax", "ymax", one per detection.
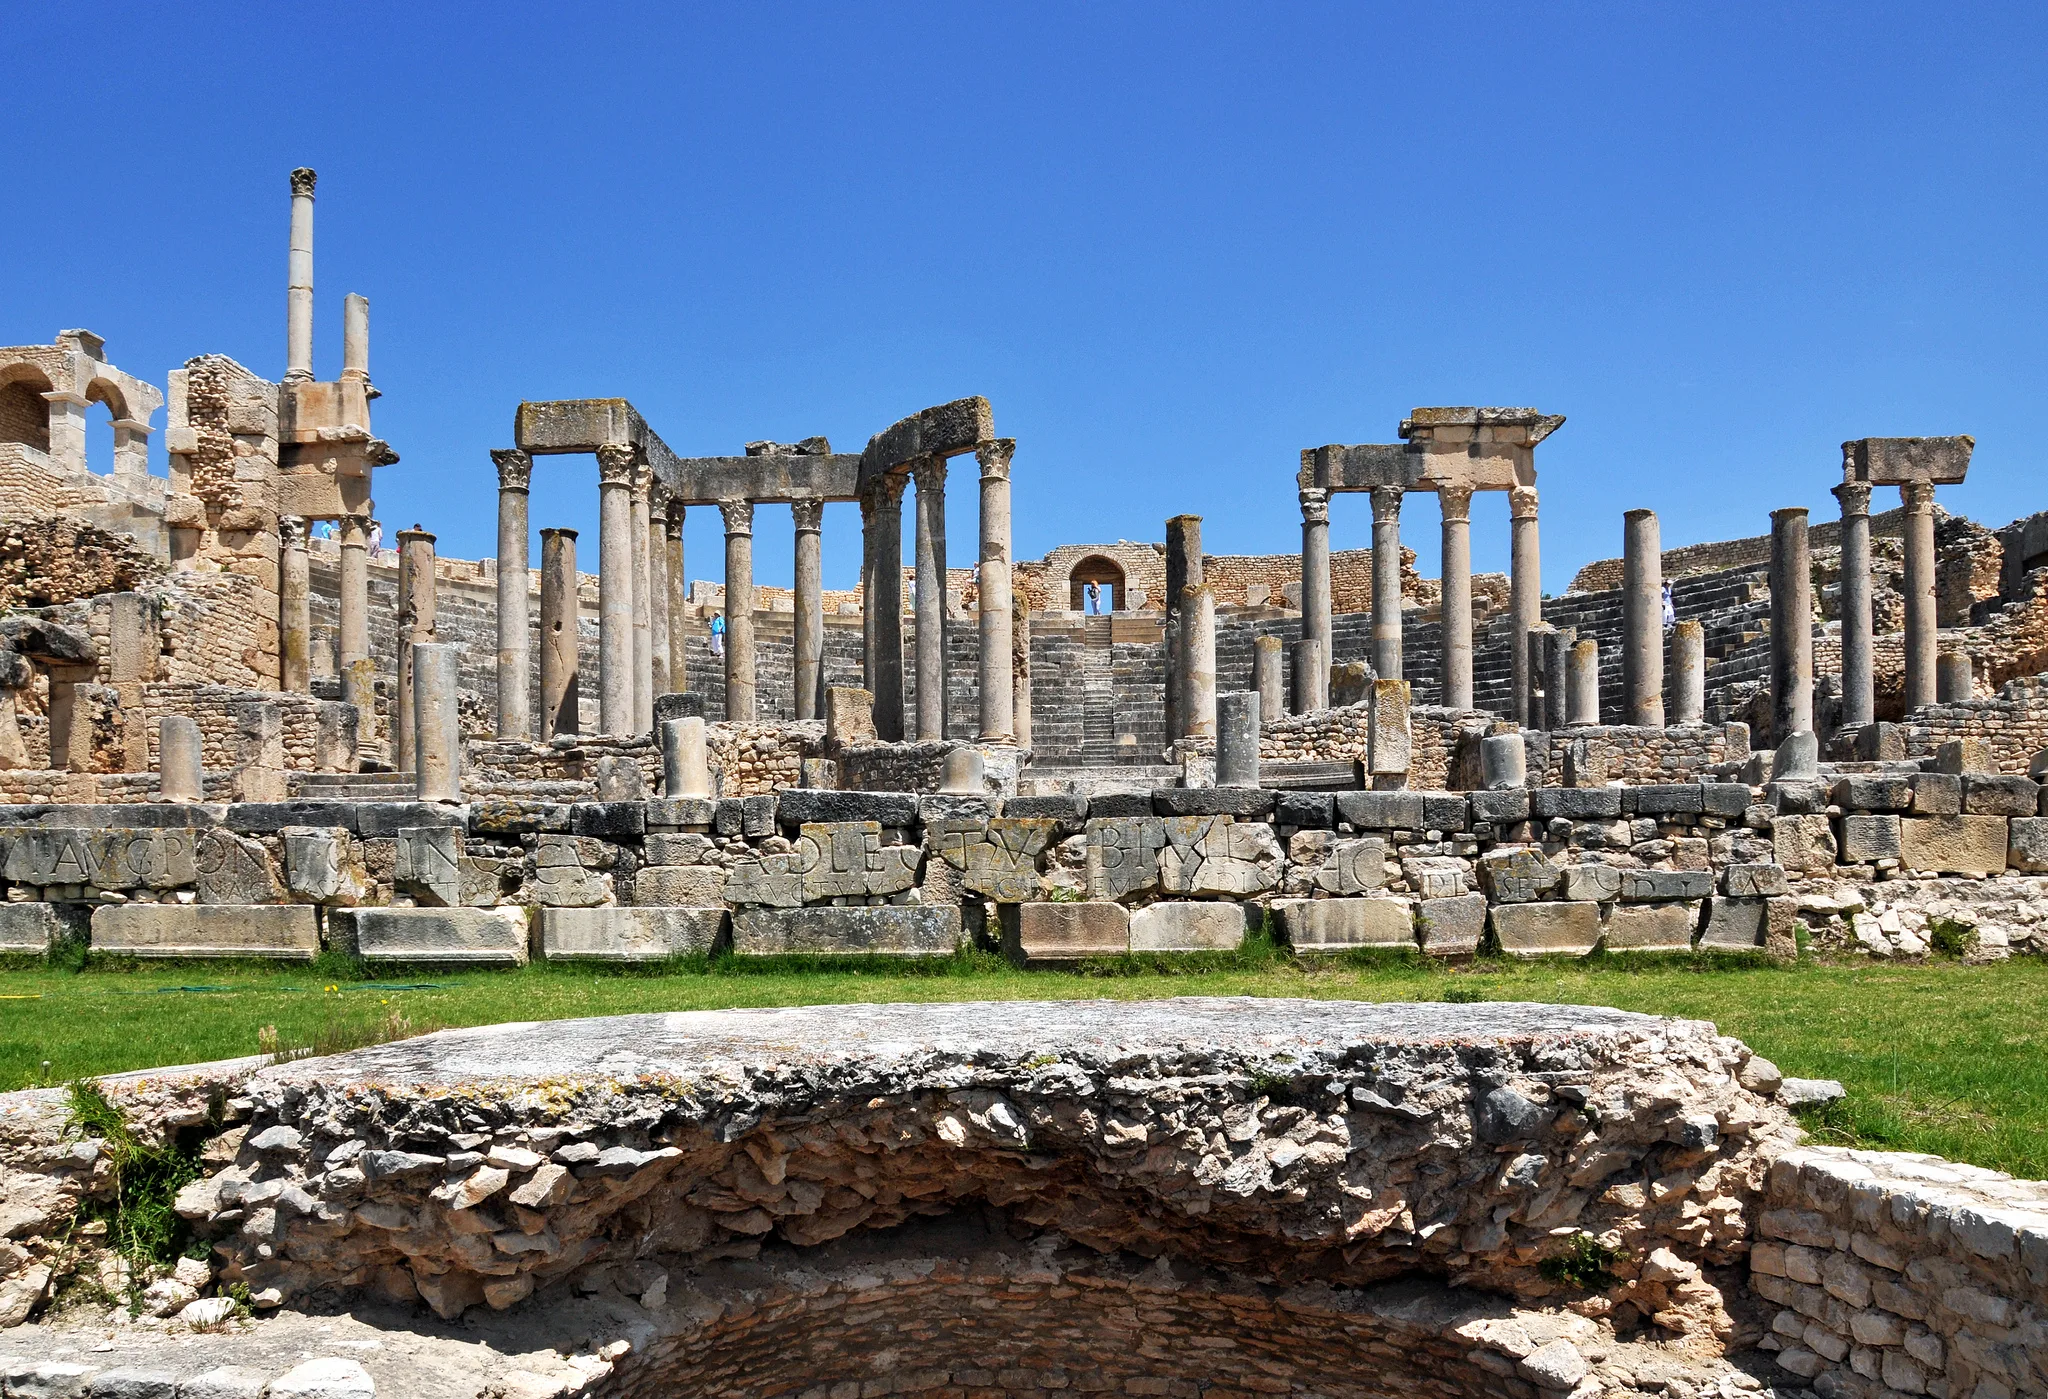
[{"xmin": 255, "ymin": 996, "xmax": 1697, "ymax": 1089}]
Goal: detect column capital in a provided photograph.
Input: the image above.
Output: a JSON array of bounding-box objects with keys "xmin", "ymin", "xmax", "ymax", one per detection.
[
  {"xmin": 975, "ymin": 438, "xmax": 1016, "ymax": 480},
  {"xmin": 648, "ymin": 475, "xmax": 670, "ymax": 514},
  {"xmin": 337, "ymin": 514, "xmax": 371, "ymax": 548},
  {"xmin": 1370, "ymin": 485, "xmax": 1404, "ymax": 520},
  {"xmin": 1437, "ymin": 484, "xmax": 1474, "ymax": 523},
  {"xmin": 790, "ymin": 496, "xmax": 825, "ymax": 533},
  {"xmin": 1298, "ymin": 487, "xmax": 1329, "ymax": 525},
  {"xmin": 864, "ymin": 471, "xmax": 909, "ymax": 512},
  {"xmin": 629, "ymin": 458, "xmax": 651, "ymax": 504},
  {"xmin": 490, "ymin": 448, "xmax": 532, "ymax": 493},
  {"xmin": 278, "ymin": 515, "xmax": 307, "ymax": 547},
  {"xmin": 719, "ymin": 498, "xmax": 755, "ymax": 537},
  {"xmin": 595, "ymin": 443, "xmax": 636, "ymax": 486},
  {"xmin": 1833, "ymin": 481, "xmax": 1873, "ymax": 516},
  {"xmin": 1509, "ymin": 484, "xmax": 1539, "ymax": 520},
  {"xmin": 1901, "ymin": 480, "xmax": 1936, "ymax": 513},
  {"xmin": 665, "ymin": 498, "xmax": 685, "ymax": 537},
  {"xmin": 911, "ymin": 454, "xmax": 947, "ymax": 493},
  {"xmin": 290, "ymin": 167, "xmax": 318, "ymax": 199}
]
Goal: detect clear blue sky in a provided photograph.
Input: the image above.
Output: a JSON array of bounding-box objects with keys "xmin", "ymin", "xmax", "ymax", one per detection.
[{"xmin": 5, "ymin": 3, "xmax": 2042, "ymax": 595}]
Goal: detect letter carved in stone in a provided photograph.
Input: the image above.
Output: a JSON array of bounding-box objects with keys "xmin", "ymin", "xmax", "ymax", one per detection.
[{"xmin": 1085, "ymin": 817, "xmax": 1166, "ymax": 900}]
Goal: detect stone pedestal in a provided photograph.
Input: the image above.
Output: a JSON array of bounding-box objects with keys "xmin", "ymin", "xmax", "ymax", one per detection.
[
  {"xmin": 976, "ymin": 441, "xmax": 1016, "ymax": 743},
  {"xmin": 1671, "ymin": 619, "xmax": 1706, "ymax": 725},
  {"xmin": 1937, "ymin": 650, "xmax": 1973, "ymax": 703},
  {"xmin": 1770, "ymin": 507, "xmax": 1813, "ymax": 742},
  {"xmin": 1216, "ymin": 691, "xmax": 1260, "ymax": 788},
  {"xmin": 661, "ymin": 716, "xmax": 711, "ymax": 799},
  {"xmin": 412, "ymin": 642, "xmax": 460, "ymax": 804},
  {"xmin": 721, "ymin": 498, "xmax": 756, "ymax": 723},
  {"xmin": 1480, "ymin": 733, "xmax": 1526, "ymax": 790},
  {"xmin": 1567, "ymin": 638, "xmax": 1600, "ymax": 726},
  {"xmin": 1290, "ymin": 637, "xmax": 1325, "ymax": 714},
  {"xmin": 912, "ymin": 456, "xmax": 948, "ymax": 741},
  {"xmin": 1901, "ymin": 481, "xmax": 1938, "ymax": 711},
  {"xmin": 1299, "ymin": 487, "xmax": 1331, "ymax": 689},
  {"xmin": 279, "ymin": 516, "xmax": 310, "ymax": 694},
  {"xmin": 1253, "ymin": 634, "xmax": 1286, "ymax": 719},
  {"xmin": 394, "ymin": 527, "xmax": 436, "ymax": 774},
  {"xmin": 540, "ymin": 528, "xmax": 579, "ymax": 739},
  {"xmin": 1622, "ymin": 509, "xmax": 1663, "ymax": 727},
  {"xmin": 159, "ymin": 715, "xmax": 203, "ymax": 802},
  {"xmin": 596, "ymin": 444, "xmax": 637, "ymax": 736},
  {"xmin": 1180, "ymin": 583, "xmax": 1217, "ymax": 739},
  {"xmin": 1369, "ymin": 487, "xmax": 1403, "ymax": 680},
  {"xmin": 492, "ymin": 449, "xmax": 532, "ymax": 740},
  {"xmin": 1366, "ymin": 678, "xmax": 1411, "ymax": 788},
  {"xmin": 1438, "ymin": 486, "xmax": 1474, "ymax": 711},
  {"xmin": 1163, "ymin": 514, "xmax": 1203, "ymax": 740},
  {"xmin": 792, "ymin": 497, "xmax": 825, "ymax": 721},
  {"xmin": 861, "ymin": 473, "xmax": 907, "ymax": 741},
  {"xmin": 1509, "ymin": 485, "xmax": 1541, "ymax": 725},
  {"xmin": 1833, "ymin": 481, "xmax": 1874, "ymax": 728}
]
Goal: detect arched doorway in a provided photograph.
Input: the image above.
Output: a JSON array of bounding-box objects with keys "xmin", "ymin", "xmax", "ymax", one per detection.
[
  {"xmin": 1069, "ymin": 555, "xmax": 1126, "ymax": 613},
  {"xmin": 0, "ymin": 366, "xmax": 52, "ymax": 453}
]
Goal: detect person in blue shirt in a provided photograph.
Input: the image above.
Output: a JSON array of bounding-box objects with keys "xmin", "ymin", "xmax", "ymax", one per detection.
[{"xmin": 710, "ymin": 612, "xmax": 726, "ymax": 658}]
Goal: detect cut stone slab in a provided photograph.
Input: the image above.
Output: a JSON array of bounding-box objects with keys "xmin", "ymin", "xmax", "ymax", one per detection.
[
  {"xmin": 350, "ymin": 907, "xmax": 531, "ymax": 964},
  {"xmin": 1603, "ymin": 901, "xmax": 1700, "ymax": 953},
  {"xmin": 1771, "ymin": 814, "xmax": 1838, "ymax": 877},
  {"xmin": 1415, "ymin": 892, "xmax": 1487, "ymax": 956},
  {"xmin": 1491, "ymin": 901, "xmax": 1601, "ymax": 958},
  {"xmin": 1898, "ymin": 815, "xmax": 2010, "ymax": 877},
  {"xmin": 633, "ymin": 864, "xmax": 727, "ymax": 907},
  {"xmin": 1778, "ymin": 1078, "xmax": 1847, "ymax": 1109},
  {"xmin": 732, "ymin": 905, "xmax": 960, "ymax": 957},
  {"xmin": 1558, "ymin": 863, "xmax": 1622, "ymax": 903},
  {"xmin": 1699, "ymin": 896, "xmax": 1766, "ymax": 950},
  {"xmin": 1836, "ymin": 814, "xmax": 1901, "ymax": 863},
  {"xmin": 1963, "ymin": 774, "xmax": 2040, "ymax": 817},
  {"xmin": 1722, "ymin": 863, "xmax": 1790, "ymax": 897},
  {"xmin": 1280, "ymin": 897, "xmax": 1414, "ymax": 951},
  {"xmin": 2009, "ymin": 817, "xmax": 2048, "ymax": 874},
  {"xmin": 1004, "ymin": 901, "xmax": 1128, "ymax": 961},
  {"xmin": 1128, "ymin": 901, "xmax": 1246, "ymax": 952},
  {"xmin": 538, "ymin": 907, "xmax": 724, "ymax": 961},
  {"xmin": 0, "ymin": 902, "xmax": 67, "ymax": 955},
  {"xmin": 91, "ymin": 905, "xmax": 320, "ymax": 960}
]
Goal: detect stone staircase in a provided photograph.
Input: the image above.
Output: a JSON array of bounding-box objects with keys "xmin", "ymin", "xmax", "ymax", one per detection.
[{"xmin": 291, "ymin": 770, "xmax": 418, "ymax": 801}]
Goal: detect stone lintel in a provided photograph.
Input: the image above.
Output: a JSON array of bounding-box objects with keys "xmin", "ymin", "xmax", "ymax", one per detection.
[
  {"xmin": 1841, "ymin": 435, "xmax": 1974, "ymax": 486},
  {"xmin": 1299, "ymin": 442, "xmax": 1426, "ymax": 494},
  {"xmin": 857, "ymin": 397, "xmax": 995, "ymax": 488},
  {"xmin": 658, "ymin": 453, "xmax": 862, "ymax": 506}
]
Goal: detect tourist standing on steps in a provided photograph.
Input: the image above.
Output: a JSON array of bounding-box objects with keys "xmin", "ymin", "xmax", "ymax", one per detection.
[
  {"xmin": 1087, "ymin": 581, "xmax": 1101, "ymax": 615},
  {"xmin": 1662, "ymin": 581, "xmax": 1676, "ymax": 630},
  {"xmin": 710, "ymin": 611, "xmax": 725, "ymax": 659}
]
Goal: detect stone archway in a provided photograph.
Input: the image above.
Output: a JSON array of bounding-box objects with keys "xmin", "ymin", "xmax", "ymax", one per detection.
[
  {"xmin": 1069, "ymin": 553, "xmax": 1126, "ymax": 613},
  {"xmin": 0, "ymin": 364, "xmax": 52, "ymax": 453}
]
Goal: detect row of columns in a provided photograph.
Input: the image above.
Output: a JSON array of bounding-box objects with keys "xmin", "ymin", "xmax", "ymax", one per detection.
[{"xmin": 275, "ymin": 511, "xmax": 375, "ymax": 758}]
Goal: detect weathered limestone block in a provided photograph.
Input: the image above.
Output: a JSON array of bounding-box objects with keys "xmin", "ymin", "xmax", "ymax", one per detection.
[
  {"xmin": 643, "ymin": 832, "xmax": 715, "ymax": 865},
  {"xmin": 1962, "ymin": 774, "xmax": 2039, "ymax": 817},
  {"xmin": 1836, "ymin": 814, "xmax": 1902, "ymax": 864},
  {"xmin": 1771, "ymin": 815, "xmax": 1838, "ymax": 877},
  {"xmin": 1158, "ymin": 817, "xmax": 1281, "ymax": 897},
  {"xmin": 1897, "ymin": 815, "xmax": 2009, "ymax": 877},
  {"xmin": 197, "ymin": 829, "xmax": 287, "ymax": 905},
  {"xmin": 723, "ymin": 853, "xmax": 803, "ymax": 907},
  {"xmin": 1402, "ymin": 856, "xmax": 1468, "ymax": 900},
  {"xmin": 1315, "ymin": 837, "xmax": 1387, "ymax": 895},
  {"xmin": 798, "ymin": 822, "xmax": 920, "ymax": 901},
  {"xmin": 1699, "ymin": 896, "xmax": 1765, "ymax": 949},
  {"xmin": 1722, "ymin": 863, "xmax": 1790, "ymax": 897},
  {"xmin": 1832, "ymin": 774, "xmax": 1913, "ymax": 812},
  {"xmin": 350, "ymin": 908, "xmax": 531, "ymax": 964},
  {"xmin": 929, "ymin": 817, "xmax": 1053, "ymax": 903},
  {"xmin": 0, "ymin": 903, "xmax": 68, "ymax": 955},
  {"xmin": 92, "ymin": 905, "xmax": 319, "ymax": 960},
  {"xmin": 1005, "ymin": 901, "xmax": 1128, "ymax": 961},
  {"xmin": 281, "ymin": 827, "xmax": 356, "ymax": 903},
  {"xmin": 1618, "ymin": 869, "xmax": 1713, "ymax": 901},
  {"xmin": 394, "ymin": 825, "xmax": 463, "ymax": 907},
  {"xmin": 1933, "ymin": 737, "xmax": 1993, "ymax": 775},
  {"xmin": 0, "ymin": 827, "xmax": 198, "ymax": 890},
  {"xmin": 1082, "ymin": 816, "xmax": 1165, "ymax": 900},
  {"xmin": 1492, "ymin": 901, "xmax": 1601, "ymax": 957},
  {"xmin": 1604, "ymin": 901, "xmax": 1700, "ymax": 953},
  {"xmin": 2008, "ymin": 817, "xmax": 2048, "ymax": 873},
  {"xmin": 1909, "ymin": 772, "xmax": 1962, "ymax": 815},
  {"xmin": 1128, "ymin": 901, "xmax": 1246, "ymax": 952},
  {"xmin": 635, "ymin": 865, "xmax": 727, "ymax": 908},
  {"xmin": 531, "ymin": 834, "xmax": 612, "ymax": 907},
  {"xmin": 1281, "ymin": 897, "xmax": 1414, "ymax": 951},
  {"xmin": 1416, "ymin": 893, "xmax": 1487, "ymax": 956},
  {"xmin": 1559, "ymin": 863, "xmax": 1623, "ymax": 902},
  {"xmin": 733, "ymin": 905, "xmax": 959, "ymax": 956},
  {"xmin": 1479, "ymin": 847, "xmax": 1561, "ymax": 903},
  {"xmin": 1366, "ymin": 678, "xmax": 1412, "ymax": 783},
  {"xmin": 538, "ymin": 907, "xmax": 723, "ymax": 961}
]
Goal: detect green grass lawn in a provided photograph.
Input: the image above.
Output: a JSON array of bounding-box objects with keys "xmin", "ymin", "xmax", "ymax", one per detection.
[{"xmin": 6, "ymin": 944, "xmax": 2046, "ymax": 1181}]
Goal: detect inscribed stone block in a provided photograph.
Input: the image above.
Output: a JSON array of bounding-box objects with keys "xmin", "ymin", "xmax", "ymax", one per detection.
[
  {"xmin": 1559, "ymin": 863, "xmax": 1623, "ymax": 902},
  {"xmin": 1603, "ymin": 901, "xmax": 1700, "ymax": 952},
  {"xmin": 960, "ymin": 818, "xmax": 1054, "ymax": 901},
  {"xmin": 634, "ymin": 864, "xmax": 726, "ymax": 907},
  {"xmin": 1082, "ymin": 816, "xmax": 1165, "ymax": 899},
  {"xmin": 538, "ymin": 907, "xmax": 723, "ymax": 961},
  {"xmin": 1618, "ymin": 869, "xmax": 1713, "ymax": 901},
  {"xmin": 1963, "ymin": 774, "xmax": 2040, "ymax": 817},
  {"xmin": 1366, "ymin": 678, "xmax": 1412, "ymax": 777},
  {"xmin": 1722, "ymin": 863, "xmax": 1791, "ymax": 897},
  {"xmin": 1491, "ymin": 901, "xmax": 1601, "ymax": 958},
  {"xmin": 1478, "ymin": 847, "xmax": 1559, "ymax": 903},
  {"xmin": 643, "ymin": 832, "xmax": 715, "ymax": 866},
  {"xmin": 352, "ymin": 907, "xmax": 531, "ymax": 964},
  {"xmin": 1129, "ymin": 901, "xmax": 1246, "ymax": 952},
  {"xmin": 393, "ymin": 826, "xmax": 462, "ymax": 907},
  {"xmin": 92, "ymin": 905, "xmax": 320, "ymax": 960},
  {"xmin": 798, "ymin": 822, "xmax": 921, "ymax": 900},
  {"xmin": 723, "ymin": 853, "xmax": 803, "ymax": 907},
  {"xmin": 531, "ymin": 833, "xmax": 611, "ymax": 907},
  {"xmin": 1836, "ymin": 814, "xmax": 1902, "ymax": 864},
  {"xmin": 1281, "ymin": 897, "xmax": 1414, "ymax": 951},
  {"xmin": 1898, "ymin": 816, "xmax": 2009, "ymax": 877},
  {"xmin": 732, "ymin": 905, "xmax": 959, "ymax": 957},
  {"xmin": 0, "ymin": 902, "xmax": 66, "ymax": 955},
  {"xmin": 2009, "ymin": 817, "xmax": 2048, "ymax": 873},
  {"xmin": 197, "ymin": 829, "xmax": 287, "ymax": 905},
  {"xmin": 1699, "ymin": 896, "xmax": 1766, "ymax": 950},
  {"xmin": 1314, "ymin": 836, "xmax": 1387, "ymax": 895},
  {"xmin": 282, "ymin": 827, "xmax": 351, "ymax": 901},
  {"xmin": 1771, "ymin": 815, "xmax": 1838, "ymax": 877},
  {"xmin": 1415, "ymin": 893, "xmax": 1487, "ymax": 956},
  {"xmin": 1403, "ymin": 855, "xmax": 1469, "ymax": 900},
  {"xmin": 1159, "ymin": 818, "xmax": 1280, "ymax": 896}
]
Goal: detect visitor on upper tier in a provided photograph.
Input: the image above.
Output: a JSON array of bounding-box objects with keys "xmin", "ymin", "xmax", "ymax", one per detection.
[
  {"xmin": 1087, "ymin": 582, "xmax": 1101, "ymax": 614},
  {"xmin": 1662, "ymin": 582, "xmax": 1676, "ymax": 629},
  {"xmin": 710, "ymin": 612, "xmax": 725, "ymax": 658}
]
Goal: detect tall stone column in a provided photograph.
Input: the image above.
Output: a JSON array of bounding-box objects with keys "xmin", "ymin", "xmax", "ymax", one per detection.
[
  {"xmin": 648, "ymin": 479, "xmax": 671, "ymax": 701},
  {"xmin": 1901, "ymin": 481, "xmax": 1938, "ymax": 711},
  {"xmin": 665, "ymin": 500, "xmax": 687, "ymax": 695},
  {"xmin": 1833, "ymin": 481, "xmax": 1875, "ymax": 729},
  {"xmin": 342, "ymin": 293, "xmax": 370, "ymax": 384},
  {"xmin": 1770, "ymin": 507, "xmax": 1814, "ymax": 741},
  {"xmin": 492, "ymin": 448, "xmax": 533, "ymax": 740},
  {"xmin": 1567, "ymin": 638, "xmax": 1600, "ymax": 726},
  {"xmin": 1622, "ymin": 509, "xmax": 1664, "ymax": 727},
  {"xmin": 791, "ymin": 496, "xmax": 825, "ymax": 721},
  {"xmin": 1163, "ymin": 515, "xmax": 1203, "ymax": 740},
  {"xmin": 976, "ymin": 440, "xmax": 1015, "ymax": 743},
  {"xmin": 912, "ymin": 456, "xmax": 948, "ymax": 741},
  {"xmin": 1181, "ymin": 583, "xmax": 1217, "ymax": 739},
  {"xmin": 1438, "ymin": 486, "xmax": 1475, "ymax": 711},
  {"xmin": 337, "ymin": 513, "xmax": 375, "ymax": 753},
  {"xmin": 631, "ymin": 462, "xmax": 654, "ymax": 732},
  {"xmin": 394, "ymin": 527, "xmax": 436, "ymax": 773},
  {"xmin": 539, "ymin": 528, "xmax": 579, "ymax": 739},
  {"xmin": 1253, "ymin": 634, "xmax": 1285, "ymax": 720},
  {"xmin": 1012, "ymin": 589, "xmax": 1033, "ymax": 752},
  {"xmin": 595, "ymin": 444, "xmax": 637, "ymax": 736},
  {"xmin": 863, "ymin": 473, "xmax": 908, "ymax": 740},
  {"xmin": 412, "ymin": 643, "xmax": 461, "ymax": 804},
  {"xmin": 1545, "ymin": 626, "xmax": 1577, "ymax": 729},
  {"xmin": 1671, "ymin": 620, "xmax": 1706, "ymax": 725},
  {"xmin": 278, "ymin": 515, "xmax": 310, "ymax": 694},
  {"xmin": 1299, "ymin": 487, "xmax": 1332, "ymax": 686},
  {"xmin": 1509, "ymin": 485, "xmax": 1541, "ymax": 725},
  {"xmin": 1369, "ymin": 487, "xmax": 1403, "ymax": 679},
  {"xmin": 720, "ymin": 498, "xmax": 756, "ymax": 723},
  {"xmin": 1291, "ymin": 638, "xmax": 1325, "ymax": 714},
  {"xmin": 285, "ymin": 168, "xmax": 316, "ymax": 384}
]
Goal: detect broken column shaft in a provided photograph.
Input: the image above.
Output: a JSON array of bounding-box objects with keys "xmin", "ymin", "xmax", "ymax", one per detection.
[
  {"xmin": 1567, "ymin": 638, "xmax": 1600, "ymax": 726},
  {"xmin": 412, "ymin": 642, "xmax": 460, "ymax": 804},
  {"xmin": 1253, "ymin": 634, "xmax": 1285, "ymax": 720},
  {"xmin": 1770, "ymin": 507, "xmax": 1813, "ymax": 741},
  {"xmin": 1216, "ymin": 691, "xmax": 1260, "ymax": 788},
  {"xmin": 1671, "ymin": 620, "xmax": 1706, "ymax": 725},
  {"xmin": 1180, "ymin": 582, "xmax": 1217, "ymax": 739},
  {"xmin": 539, "ymin": 528, "xmax": 579, "ymax": 739},
  {"xmin": 158, "ymin": 716, "xmax": 203, "ymax": 803},
  {"xmin": 1622, "ymin": 509, "xmax": 1663, "ymax": 727}
]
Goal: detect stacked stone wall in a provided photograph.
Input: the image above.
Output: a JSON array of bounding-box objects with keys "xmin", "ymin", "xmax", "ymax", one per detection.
[{"xmin": 0, "ymin": 516, "xmax": 163, "ymax": 611}]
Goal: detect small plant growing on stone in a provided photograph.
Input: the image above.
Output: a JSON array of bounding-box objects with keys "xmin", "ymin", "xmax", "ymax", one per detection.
[
  {"xmin": 1538, "ymin": 1231, "xmax": 1622, "ymax": 1291},
  {"xmin": 1045, "ymin": 885, "xmax": 1087, "ymax": 903},
  {"xmin": 1928, "ymin": 916, "xmax": 1977, "ymax": 959},
  {"xmin": 66, "ymin": 1080, "xmax": 203, "ymax": 1290}
]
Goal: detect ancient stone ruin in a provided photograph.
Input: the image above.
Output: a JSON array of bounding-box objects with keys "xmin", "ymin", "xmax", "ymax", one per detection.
[{"xmin": 4, "ymin": 168, "xmax": 2048, "ymax": 1394}]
